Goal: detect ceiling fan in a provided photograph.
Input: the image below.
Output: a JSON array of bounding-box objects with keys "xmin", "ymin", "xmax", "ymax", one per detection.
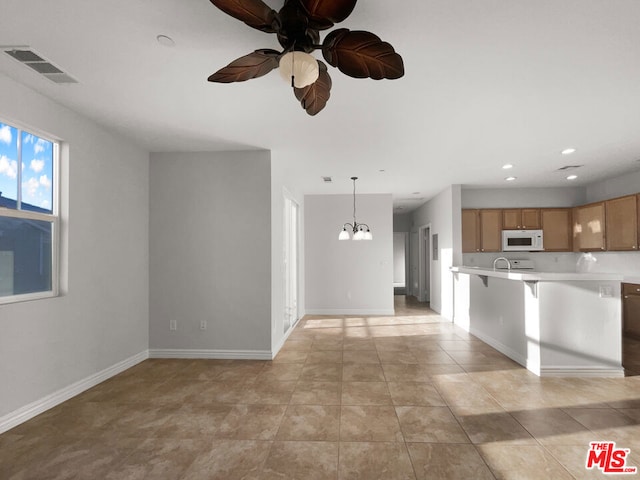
[{"xmin": 207, "ymin": 0, "xmax": 405, "ymax": 115}]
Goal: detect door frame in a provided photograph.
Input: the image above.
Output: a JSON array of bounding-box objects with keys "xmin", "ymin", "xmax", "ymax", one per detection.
[{"xmin": 283, "ymin": 190, "xmax": 300, "ymax": 334}]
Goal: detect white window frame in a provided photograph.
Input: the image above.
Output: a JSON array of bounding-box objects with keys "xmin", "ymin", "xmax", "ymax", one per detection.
[{"xmin": 0, "ymin": 121, "xmax": 60, "ymax": 305}]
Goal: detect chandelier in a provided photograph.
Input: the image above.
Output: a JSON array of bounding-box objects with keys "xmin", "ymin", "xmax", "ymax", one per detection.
[{"xmin": 339, "ymin": 177, "xmax": 372, "ymax": 241}]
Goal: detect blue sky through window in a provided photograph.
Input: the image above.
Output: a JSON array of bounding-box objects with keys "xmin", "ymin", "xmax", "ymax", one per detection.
[
  {"xmin": 21, "ymin": 130, "xmax": 53, "ymax": 213},
  {"xmin": 0, "ymin": 123, "xmax": 18, "ymax": 202},
  {"xmin": 0, "ymin": 122, "xmax": 53, "ymax": 213}
]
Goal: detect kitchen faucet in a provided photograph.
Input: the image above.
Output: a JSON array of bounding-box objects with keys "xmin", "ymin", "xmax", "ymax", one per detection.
[{"xmin": 493, "ymin": 257, "xmax": 512, "ymax": 270}]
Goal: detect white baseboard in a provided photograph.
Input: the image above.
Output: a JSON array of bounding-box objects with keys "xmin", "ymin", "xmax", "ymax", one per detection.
[
  {"xmin": 462, "ymin": 325, "xmax": 624, "ymax": 378},
  {"xmin": 149, "ymin": 349, "xmax": 272, "ymax": 360},
  {"xmin": 305, "ymin": 309, "xmax": 395, "ymax": 316},
  {"xmin": 0, "ymin": 350, "xmax": 149, "ymax": 435},
  {"xmin": 539, "ymin": 367, "xmax": 625, "ymax": 377},
  {"xmin": 272, "ymin": 319, "xmax": 299, "ymax": 359}
]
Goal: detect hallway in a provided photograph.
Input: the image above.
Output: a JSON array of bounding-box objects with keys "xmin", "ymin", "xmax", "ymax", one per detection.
[{"xmin": 2, "ymin": 296, "xmax": 640, "ymax": 479}]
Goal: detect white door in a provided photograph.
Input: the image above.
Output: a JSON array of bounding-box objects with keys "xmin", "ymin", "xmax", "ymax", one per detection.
[{"xmin": 284, "ymin": 196, "xmax": 299, "ymax": 333}]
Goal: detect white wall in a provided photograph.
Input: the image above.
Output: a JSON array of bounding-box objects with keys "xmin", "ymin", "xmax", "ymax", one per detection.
[
  {"xmin": 149, "ymin": 151, "xmax": 271, "ymax": 356},
  {"xmin": 0, "ymin": 74, "xmax": 149, "ymax": 420},
  {"xmin": 410, "ymin": 185, "xmax": 461, "ymax": 318},
  {"xmin": 462, "ymin": 186, "xmax": 586, "ymax": 208},
  {"xmin": 305, "ymin": 194, "xmax": 394, "ymax": 315}
]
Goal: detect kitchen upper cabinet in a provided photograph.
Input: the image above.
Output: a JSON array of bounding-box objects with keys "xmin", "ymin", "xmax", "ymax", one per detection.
[
  {"xmin": 623, "ymin": 283, "xmax": 640, "ymax": 339},
  {"xmin": 479, "ymin": 209, "xmax": 503, "ymax": 252},
  {"xmin": 461, "ymin": 209, "xmax": 502, "ymax": 252},
  {"xmin": 462, "ymin": 209, "xmax": 480, "ymax": 253},
  {"xmin": 605, "ymin": 195, "xmax": 638, "ymax": 251},
  {"xmin": 573, "ymin": 202, "xmax": 606, "ymax": 252},
  {"xmin": 502, "ymin": 209, "xmax": 541, "ymax": 230},
  {"xmin": 541, "ymin": 208, "xmax": 572, "ymax": 251}
]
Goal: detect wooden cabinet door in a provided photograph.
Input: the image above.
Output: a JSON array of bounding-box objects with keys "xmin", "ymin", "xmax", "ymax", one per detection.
[
  {"xmin": 462, "ymin": 209, "xmax": 479, "ymax": 253},
  {"xmin": 502, "ymin": 209, "xmax": 521, "ymax": 230},
  {"xmin": 606, "ymin": 195, "xmax": 638, "ymax": 251},
  {"xmin": 479, "ymin": 209, "xmax": 502, "ymax": 252},
  {"xmin": 502, "ymin": 209, "xmax": 541, "ymax": 230},
  {"xmin": 573, "ymin": 202, "xmax": 606, "ymax": 251},
  {"xmin": 521, "ymin": 209, "xmax": 541, "ymax": 229},
  {"xmin": 623, "ymin": 284, "xmax": 640, "ymax": 339},
  {"xmin": 541, "ymin": 208, "xmax": 572, "ymax": 251}
]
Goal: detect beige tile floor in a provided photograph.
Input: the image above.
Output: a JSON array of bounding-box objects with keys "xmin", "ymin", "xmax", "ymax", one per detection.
[{"xmin": 2, "ymin": 296, "xmax": 640, "ymax": 479}]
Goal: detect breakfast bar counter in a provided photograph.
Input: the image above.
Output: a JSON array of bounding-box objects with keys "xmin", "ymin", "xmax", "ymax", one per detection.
[{"xmin": 451, "ymin": 266, "xmax": 624, "ymax": 377}]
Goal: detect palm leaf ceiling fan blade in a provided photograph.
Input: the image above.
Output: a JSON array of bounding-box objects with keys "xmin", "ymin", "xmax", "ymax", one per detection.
[
  {"xmin": 294, "ymin": 61, "xmax": 332, "ymax": 116},
  {"xmin": 208, "ymin": 49, "xmax": 281, "ymax": 83},
  {"xmin": 322, "ymin": 29, "xmax": 404, "ymax": 80},
  {"xmin": 299, "ymin": 0, "xmax": 358, "ymax": 29},
  {"xmin": 206, "ymin": 0, "xmax": 405, "ymax": 114},
  {"xmin": 209, "ymin": 0, "xmax": 279, "ymax": 33}
]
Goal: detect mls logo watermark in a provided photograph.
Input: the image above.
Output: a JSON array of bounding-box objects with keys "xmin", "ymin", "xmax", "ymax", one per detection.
[{"xmin": 586, "ymin": 442, "xmax": 637, "ymax": 474}]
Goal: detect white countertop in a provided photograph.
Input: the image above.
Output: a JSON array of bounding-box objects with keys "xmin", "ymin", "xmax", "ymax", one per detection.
[{"xmin": 450, "ymin": 266, "xmax": 624, "ymax": 282}]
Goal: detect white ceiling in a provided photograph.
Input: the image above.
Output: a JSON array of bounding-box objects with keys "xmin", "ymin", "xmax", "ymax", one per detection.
[{"xmin": 2, "ymin": 0, "xmax": 640, "ymax": 211}]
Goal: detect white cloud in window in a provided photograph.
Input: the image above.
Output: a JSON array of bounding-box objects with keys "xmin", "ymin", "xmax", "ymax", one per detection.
[
  {"xmin": 0, "ymin": 125, "xmax": 12, "ymax": 145},
  {"xmin": 40, "ymin": 199, "xmax": 51, "ymax": 209},
  {"xmin": 30, "ymin": 159, "xmax": 45, "ymax": 173},
  {"xmin": 24, "ymin": 177, "xmax": 40, "ymax": 196},
  {"xmin": 39, "ymin": 174, "xmax": 52, "ymax": 189},
  {"xmin": 0, "ymin": 155, "xmax": 18, "ymax": 179},
  {"xmin": 23, "ymin": 134, "xmax": 34, "ymax": 144},
  {"xmin": 34, "ymin": 139, "xmax": 47, "ymax": 155}
]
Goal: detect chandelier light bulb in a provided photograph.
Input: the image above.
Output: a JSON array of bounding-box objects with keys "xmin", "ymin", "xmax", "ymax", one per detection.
[
  {"xmin": 279, "ymin": 52, "xmax": 319, "ymax": 89},
  {"xmin": 338, "ymin": 228, "xmax": 350, "ymax": 241}
]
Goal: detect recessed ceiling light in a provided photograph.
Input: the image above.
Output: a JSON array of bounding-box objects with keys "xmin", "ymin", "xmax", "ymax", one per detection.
[
  {"xmin": 379, "ymin": 169, "xmax": 386, "ymax": 173},
  {"xmin": 412, "ymin": 192, "xmax": 420, "ymax": 195},
  {"xmin": 502, "ymin": 164, "xmax": 514, "ymax": 170},
  {"xmin": 567, "ymin": 175, "xmax": 578, "ymax": 181},
  {"xmin": 505, "ymin": 176, "xmax": 517, "ymax": 182},
  {"xmin": 156, "ymin": 35, "xmax": 175, "ymax": 47},
  {"xmin": 561, "ymin": 148, "xmax": 576, "ymax": 155}
]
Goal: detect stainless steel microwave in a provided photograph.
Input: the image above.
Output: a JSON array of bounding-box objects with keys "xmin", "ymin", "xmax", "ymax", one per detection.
[{"xmin": 502, "ymin": 229, "xmax": 544, "ymax": 251}]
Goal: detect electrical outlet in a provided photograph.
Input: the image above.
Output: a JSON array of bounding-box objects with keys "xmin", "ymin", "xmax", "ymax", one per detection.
[
  {"xmin": 599, "ymin": 285, "xmax": 613, "ymax": 298},
  {"xmin": 200, "ymin": 320, "xmax": 207, "ymax": 330},
  {"xmin": 170, "ymin": 320, "xmax": 177, "ymax": 331}
]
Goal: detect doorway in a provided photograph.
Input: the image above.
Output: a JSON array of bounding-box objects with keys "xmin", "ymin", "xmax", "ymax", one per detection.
[
  {"xmin": 393, "ymin": 232, "xmax": 408, "ymax": 295},
  {"xmin": 283, "ymin": 195, "xmax": 299, "ymax": 334},
  {"xmin": 418, "ymin": 225, "xmax": 431, "ymax": 303}
]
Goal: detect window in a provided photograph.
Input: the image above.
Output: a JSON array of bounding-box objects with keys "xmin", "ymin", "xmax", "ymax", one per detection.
[{"xmin": 0, "ymin": 120, "xmax": 58, "ymax": 303}]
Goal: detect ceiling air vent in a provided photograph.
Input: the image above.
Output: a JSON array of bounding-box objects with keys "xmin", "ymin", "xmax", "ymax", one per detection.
[
  {"xmin": 3, "ymin": 47, "xmax": 78, "ymax": 84},
  {"xmin": 322, "ymin": 176, "xmax": 332, "ymax": 183},
  {"xmin": 557, "ymin": 165, "xmax": 583, "ymax": 171}
]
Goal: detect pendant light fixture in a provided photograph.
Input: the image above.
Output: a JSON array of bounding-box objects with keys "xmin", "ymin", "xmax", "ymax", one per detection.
[{"xmin": 339, "ymin": 177, "xmax": 373, "ymax": 241}]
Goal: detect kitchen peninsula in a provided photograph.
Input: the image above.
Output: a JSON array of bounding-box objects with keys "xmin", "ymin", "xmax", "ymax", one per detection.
[{"xmin": 451, "ymin": 266, "xmax": 624, "ymax": 377}]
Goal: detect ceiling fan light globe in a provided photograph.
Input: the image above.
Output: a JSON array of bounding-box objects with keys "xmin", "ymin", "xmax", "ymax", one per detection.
[
  {"xmin": 338, "ymin": 229, "xmax": 350, "ymax": 240},
  {"xmin": 279, "ymin": 52, "xmax": 319, "ymax": 88},
  {"xmin": 363, "ymin": 231, "xmax": 373, "ymax": 240},
  {"xmin": 353, "ymin": 230, "xmax": 365, "ymax": 241}
]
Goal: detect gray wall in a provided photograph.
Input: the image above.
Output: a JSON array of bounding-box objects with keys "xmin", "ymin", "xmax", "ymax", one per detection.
[
  {"xmin": 586, "ymin": 168, "xmax": 640, "ymax": 203},
  {"xmin": 462, "ymin": 186, "xmax": 586, "ymax": 208},
  {"xmin": 305, "ymin": 194, "xmax": 394, "ymax": 315},
  {"xmin": 0, "ymin": 74, "xmax": 149, "ymax": 418},
  {"xmin": 149, "ymin": 151, "xmax": 271, "ymax": 353},
  {"xmin": 410, "ymin": 185, "xmax": 462, "ymax": 318}
]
